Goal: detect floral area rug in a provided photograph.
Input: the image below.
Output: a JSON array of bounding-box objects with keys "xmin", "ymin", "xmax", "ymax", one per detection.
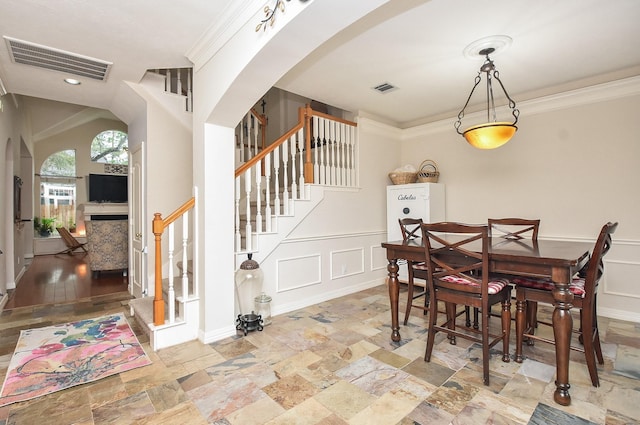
[{"xmin": 0, "ymin": 313, "xmax": 151, "ymax": 407}]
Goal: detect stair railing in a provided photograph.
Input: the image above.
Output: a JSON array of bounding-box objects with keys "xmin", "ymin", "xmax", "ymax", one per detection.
[
  {"xmin": 152, "ymin": 188, "xmax": 198, "ymax": 326},
  {"xmin": 236, "ymin": 108, "xmax": 267, "ymax": 165},
  {"xmin": 151, "ymin": 68, "xmax": 193, "ymax": 112},
  {"xmin": 234, "ymin": 104, "xmax": 357, "ymax": 253}
]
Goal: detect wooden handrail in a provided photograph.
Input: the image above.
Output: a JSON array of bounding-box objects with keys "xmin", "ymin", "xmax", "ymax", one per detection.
[
  {"xmin": 152, "ymin": 196, "xmax": 196, "ymax": 326},
  {"xmin": 235, "ymin": 120, "xmax": 304, "ymax": 178},
  {"xmin": 161, "ymin": 197, "xmax": 195, "ymax": 229}
]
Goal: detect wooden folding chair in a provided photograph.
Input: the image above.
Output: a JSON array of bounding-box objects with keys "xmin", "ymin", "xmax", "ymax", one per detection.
[{"xmin": 56, "ymin": 227, "xmax": 88, "ymax": 255}]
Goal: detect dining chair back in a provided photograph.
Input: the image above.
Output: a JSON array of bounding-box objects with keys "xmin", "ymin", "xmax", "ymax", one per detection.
[
  {"xmin": 421, "ymin": 222, "xmax": 512, "ymax": 385},
  {"xmin": 514, "ymin": 221, "xmax": 618, "ymax": 387},
  {"xmin": 484, "ymin": 218, "xmax": 541, "ymax": 328},
  {"xmin": 398, "ymin": 218, "xmax": 429, "ymax": 325},
  {"xmin": 488, "ymin": 218, "xmax": 540, "ymax": 241}
]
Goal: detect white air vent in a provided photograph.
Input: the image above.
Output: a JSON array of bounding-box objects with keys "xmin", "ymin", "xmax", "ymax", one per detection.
[
  {"xmin": 4, "ymin": 36, "xmax": 112, "ymax": 81},
  {"xmin": 372, "ymin": 82, "xmax": 397, "ymax": 93}
]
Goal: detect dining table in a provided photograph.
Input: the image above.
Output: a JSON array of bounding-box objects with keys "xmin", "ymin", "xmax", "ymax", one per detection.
[{"xmin": 381, "ymin": 235, "xmax": 593, "ymax": 406}]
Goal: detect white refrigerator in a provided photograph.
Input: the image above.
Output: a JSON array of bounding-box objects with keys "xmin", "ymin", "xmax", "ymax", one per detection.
[{"xmin": 386, "ymin": 182, "xmax": 445, "ymax": 282}]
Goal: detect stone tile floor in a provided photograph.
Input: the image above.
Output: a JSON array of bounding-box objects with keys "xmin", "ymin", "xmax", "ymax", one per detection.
[{"xmin": 0, "ymin": 285, "xmax": 638, "ymax": 424}]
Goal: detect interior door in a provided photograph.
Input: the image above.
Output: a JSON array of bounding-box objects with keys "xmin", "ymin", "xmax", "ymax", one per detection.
[{"xmin": 129, "ymin": 142, "xmax": 146, "ymax": 298}]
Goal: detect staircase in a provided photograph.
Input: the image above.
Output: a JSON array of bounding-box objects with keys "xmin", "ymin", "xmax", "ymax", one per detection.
[
  {"xmin": 130, "ymin": 186, "xmax": 199, "ymax": 352},
  {"xmin": 234, "ymin": 105, "xmax": 358, "ymax": 264},
  {"xmin": 130, "ymin": 73, "xmax": 358, "ymax": 350}
]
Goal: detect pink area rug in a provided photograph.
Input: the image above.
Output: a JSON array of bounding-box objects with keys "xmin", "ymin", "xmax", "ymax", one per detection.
[{"xmin": 0, "ymin": 313, "xmax": 151, "ymax": 407}]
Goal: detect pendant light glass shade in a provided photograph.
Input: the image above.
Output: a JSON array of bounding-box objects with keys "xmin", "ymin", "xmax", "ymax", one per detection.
[
  {"xmin": 455, "ymin": 47, "xmax": 519, "ymax": 149},
  {"xmin": 463, "ymin": 122, "xmax": 517, "ymax": 149}
]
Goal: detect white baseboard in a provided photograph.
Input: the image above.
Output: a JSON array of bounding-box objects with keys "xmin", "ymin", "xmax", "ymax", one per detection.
[
  {"xmin": 599, "ymin": 307, "xmax": 640, "ymax": 324},
  {"xmin": 272, "ymin": 278, "xmax": 385, "ymax": 318},
  {"xmin": 201, "ymin": 325, "xmax": 237, "ymax": 345},
  {"xmin": 0, "ymin": 293, "xmax": 8, "ymax": 310}
]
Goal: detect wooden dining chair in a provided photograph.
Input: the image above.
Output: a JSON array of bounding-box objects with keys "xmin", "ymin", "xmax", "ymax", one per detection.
[
  {"xmin": 488, "ymin": 217, "xmax": 540, "ymax": 242},
  {"xmin": 484, "ymin": 218, "xmax": 541, "ymax": 329},
  {"xmin": 398, "ymin": 218, "xmax": 430, "ymax": 325},
  {"xmin": 421, "ymin": 222, "xmax": 512, "ymax": 385},
  {"xmin": 56, "ymin": 226, "xmax": 88, "ymax": 255},
  {"xmin": 514, "ymin": 221, "xmax": 617, "ymax": 387}
]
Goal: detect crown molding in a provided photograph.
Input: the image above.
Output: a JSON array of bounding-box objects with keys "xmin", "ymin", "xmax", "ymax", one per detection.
[
  {"xmin": 186, "ymin": 1, "xmax": 264, "ymax": 71},
  {"xmin": 402, "ymin": 75, "xmax": 640, "ymax": 140}
]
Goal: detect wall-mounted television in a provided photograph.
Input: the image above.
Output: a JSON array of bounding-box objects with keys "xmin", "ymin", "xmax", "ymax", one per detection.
[{"xmin": 88, "ymin": 173, "xmax": 128, "ymax": 203}]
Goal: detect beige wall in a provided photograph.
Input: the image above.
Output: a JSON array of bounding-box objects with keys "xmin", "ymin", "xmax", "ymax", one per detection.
[
  {"xmin": 399, "ymin": 80, "xmax": 640, "ymax": 320},
  {"xmin": 0, "ymin": 95, "xmax": 34, "ymax": 295}
]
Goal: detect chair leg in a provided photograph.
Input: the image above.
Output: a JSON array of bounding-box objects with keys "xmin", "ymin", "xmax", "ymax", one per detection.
[
  {"xmin": 446, "ymin": 302, "xmax": 457, "ymax": 345},
  {"xmin": 527, "ymin": 300, "xmax": 538, "ymax": 336},
  {"xmin": 525, "ymin": 300, "xmax": 537, "ymax": 346},
  {"xmin": 473, "ymin": 307, "xmax": 479, "ymax": 330},
  {"xmin": 501, "ymin": 298, "xmax": 511, "ymax": 362},
  {"xmin": 424, "ymin": 296, "xmax": 438, "ymax": 362},
  {"xmin": 481, "ymin": 307, "xmax": 490, "ymax": 385},
  {"xmin": 403, "ymin": 280, "xmax": 415, "ymax": 326},
  {"xmin": 580, "ymin": 308, "xmax": 601, "ymax": 387},
  {"xmin": 515, "ymin": 299, "xmax": 526, "ymax": 363}
]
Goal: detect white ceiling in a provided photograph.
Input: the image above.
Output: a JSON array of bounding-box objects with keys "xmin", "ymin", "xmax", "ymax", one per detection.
[{"xmin": 1, "ymin": 0, "xmax": 639, "ymax": 128}]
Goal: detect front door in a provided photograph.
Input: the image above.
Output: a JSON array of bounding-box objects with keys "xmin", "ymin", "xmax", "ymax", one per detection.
[{"xmin": 129, "ymin": 142, "xmax": 146, "ymax": 298}]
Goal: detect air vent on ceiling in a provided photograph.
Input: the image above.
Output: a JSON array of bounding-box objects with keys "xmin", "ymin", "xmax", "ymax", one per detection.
[
  {"xmin": 372, "ymin": 82, "xmax": 397, "ymax": 94},
  {"xmin": 4, "ymin": 36, "xmax": 112, "ymax": 81}
]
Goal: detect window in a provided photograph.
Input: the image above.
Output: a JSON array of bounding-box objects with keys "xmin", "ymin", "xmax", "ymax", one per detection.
[
  {"xmin": 91, "ymin": 130, "xmax": 128, "ymax": 164},
  {"xmin": 39, "ymin": 149, "xmax": 77, "ymax": 233}
]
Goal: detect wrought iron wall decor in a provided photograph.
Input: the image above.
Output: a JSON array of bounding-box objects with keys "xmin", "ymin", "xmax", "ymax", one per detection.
[{"xmin": 256, "ymin": 0, "xmax": 289, "ymax": 32}]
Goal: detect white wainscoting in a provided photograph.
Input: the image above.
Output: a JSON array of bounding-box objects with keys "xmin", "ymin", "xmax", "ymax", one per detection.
[
  {"xmin": 330, "ymin": 247, "xmax": 364, "ymax": 280},
  {"xmin": 262, "ymin": 231, "xmax": 388, "ymax": 317},
  {"xmin": 276, "ymin": 253, "xmax": 322, "ymax": 293}
]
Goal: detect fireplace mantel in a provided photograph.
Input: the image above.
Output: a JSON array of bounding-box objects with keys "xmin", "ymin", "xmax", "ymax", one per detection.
[{"xmin": 80, "ymin": 203, "xmax": 128, "ymax": 220}]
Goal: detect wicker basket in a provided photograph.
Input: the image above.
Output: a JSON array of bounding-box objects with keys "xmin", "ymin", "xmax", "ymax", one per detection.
[
  {"xmin": 388, "ymin": 171, "xmax": 418, "ymax": 185},
  {"xmin": 417, "ymin": 160, "xmax": 440, "ymax": 183}
]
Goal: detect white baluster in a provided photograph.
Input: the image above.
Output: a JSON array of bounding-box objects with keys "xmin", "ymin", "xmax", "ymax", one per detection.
[
  {"xmin": 252, "ymin": 112, "xmax": 260, "ymax": 157},
  {"xmin": 165, "ymin": 69, "xmax": 172, "ymax": 93},
  {"xmin": 255, "ymin": 162, "xmax": 262, "ymax": 233},
  {"xmin": 186, "ymin": 68, "xmax": 193, "ymax": 112},
  {"xmin": 235, "ymin": 176, "xmax": 241, "ymax": 250},
  {"xmin": 329, "ymin": 121, "xmax": 338, "ymax": 186},
  {"xmin": 176, "ymin": 69, "xmax": 183, "ymax": 96},
  {"xmin": 298, "ymin": 128, "xmax": 305, "ymax": 199},
  {"xmin": 182, "ymin": 211, "xmax": 189, "ymax": 302},
  {"xmin": 273, "ymin": 147, "xmax": 281, "ymax": 216},
  {"xmin": 192, "ymin": 186, "xmax": 199, "ymax": 298},
  {"xmin": 282, "ymin": 137, "xmax": 289, "ymax": 215},
  {"xmin": 244, "ymin": 167, "xmax": 252, "ymax": 252},
  {"xmin": 319, "ymin": 117, "xmax": 327, "ymax": 185},
  {"xmin": 313, "ymin": 116, "xmax": 320, "ymax": 184},
  {"xmin": 290, "ymin": 135, "xmax": 297, "ymax": 200},
  {"xmin": 168, "ymin": 222, "xmax": 175, "ymax": 323},
  {"xmin": 245, "ymin": 113, "xmax": 252, "ymax": 159},
  {"xmin": 340, "ymin": 123, "xmax": 346, "ymax": 186},
  {"xmin": 264, "ymin": 155, "xmax": 272, "ymax": 232}
]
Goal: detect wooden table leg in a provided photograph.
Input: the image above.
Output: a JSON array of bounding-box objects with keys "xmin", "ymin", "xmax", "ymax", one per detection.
[
  {"xmin": 552, "ymin": 281, "xmax": 574, "ymax": 406},
  {"xmin": 387, "ymin": 259, "xmax": 401, "ymax": 342}
]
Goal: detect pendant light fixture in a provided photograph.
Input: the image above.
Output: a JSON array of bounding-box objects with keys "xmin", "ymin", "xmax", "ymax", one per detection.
[{"xmin": 454, "ymin": 47, "xmax": 519, "ymax": 149}]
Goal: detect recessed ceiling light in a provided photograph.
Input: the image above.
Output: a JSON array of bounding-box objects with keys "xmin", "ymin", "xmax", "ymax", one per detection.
[{"xmin": 64, "ymin": 78, "xmax": 81, "ymax": 85}]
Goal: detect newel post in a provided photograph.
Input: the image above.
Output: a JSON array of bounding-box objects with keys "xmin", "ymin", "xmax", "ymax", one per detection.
[
  {"xmin": 303, "ymin": 104, "xmax": 314, "ymax": 183},
  {"xmin": 152, "ymin": 212, "xmax": 165, "ymax": 325}
]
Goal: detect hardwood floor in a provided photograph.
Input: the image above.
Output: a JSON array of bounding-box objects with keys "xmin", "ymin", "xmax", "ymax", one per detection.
[{"xmin": 4, "ymin": 253, "xmax": 130, "ymax": 309}]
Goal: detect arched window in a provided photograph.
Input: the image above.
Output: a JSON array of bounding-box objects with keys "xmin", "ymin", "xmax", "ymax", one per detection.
[
  {"xmin": 91, "ymin": 130, "xmax": 128, "ymax": 164},
  {"xmin": 39, "ymin": 149, "xmax": 77, "ymax": 235}
]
